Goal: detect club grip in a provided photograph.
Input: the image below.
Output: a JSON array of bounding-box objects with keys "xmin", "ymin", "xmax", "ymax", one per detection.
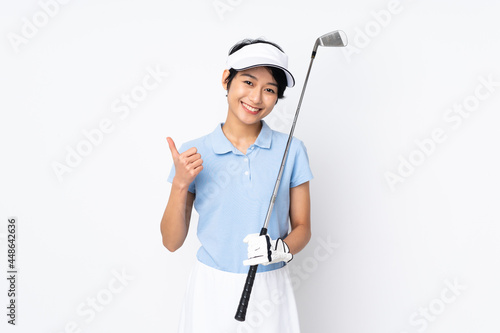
[
  {"xmin": 234, "ymin": 227, "xmax": 267, "ymax": 322},
  {"xmin": 234, "ymin": 264, "xmax": 258, "ymax": 321}
]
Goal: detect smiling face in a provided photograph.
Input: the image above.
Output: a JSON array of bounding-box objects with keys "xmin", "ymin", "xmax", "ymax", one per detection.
[{"xmin": 222, "ymin": 66, "xmax": 279, "ymax": 127}]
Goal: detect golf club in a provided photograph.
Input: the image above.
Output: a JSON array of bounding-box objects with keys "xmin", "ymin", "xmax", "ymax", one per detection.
[{"xmin": 235, "ymin": 30, "xmax": 348, "ymax": 322}]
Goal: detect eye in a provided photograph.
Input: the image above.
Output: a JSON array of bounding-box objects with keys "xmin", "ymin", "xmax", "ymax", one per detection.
[
  {"xmin": 244, "ymin": 80, "xmax": 253, "ymax": 86},
  {"xmin": 265, "ymin": 88, "xmax": 276, "ymax": 94}
]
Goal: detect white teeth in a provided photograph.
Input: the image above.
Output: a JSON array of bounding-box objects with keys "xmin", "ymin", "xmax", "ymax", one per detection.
[{"xmin": 243, "ymin": 102, "xmax": 259, "ymax": 112}]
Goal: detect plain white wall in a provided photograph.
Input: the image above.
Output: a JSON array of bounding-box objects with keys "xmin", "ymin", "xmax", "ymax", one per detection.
[{"xmin": 1, "ymin": 0, "xmax": 499, "ymax": 332}]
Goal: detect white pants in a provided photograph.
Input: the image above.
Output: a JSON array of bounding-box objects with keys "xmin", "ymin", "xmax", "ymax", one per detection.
[{"xmin": 178, "ymin": 260, "xmax": 301, "ymax": 333}]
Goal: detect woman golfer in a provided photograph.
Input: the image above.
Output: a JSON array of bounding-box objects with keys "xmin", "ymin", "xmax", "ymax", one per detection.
[{"xmin": 161, "ymin": 38, "xmax": 313, "ymax": 332}]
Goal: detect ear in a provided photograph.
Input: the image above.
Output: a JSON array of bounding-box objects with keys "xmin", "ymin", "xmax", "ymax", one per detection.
[{"xmin": 221, "ymin": 69, "xmax": 231, "ymax": 90}]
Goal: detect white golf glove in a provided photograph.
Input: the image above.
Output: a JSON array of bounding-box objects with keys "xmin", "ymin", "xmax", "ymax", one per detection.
[{"xmin": 243, "ymin": 233, "xmax": 293, "ymax": 266}]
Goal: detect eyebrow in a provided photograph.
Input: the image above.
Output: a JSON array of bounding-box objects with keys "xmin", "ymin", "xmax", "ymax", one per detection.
[{"xmin": 241, "ymin": 73, "xmax": 278, "ymax": 87}]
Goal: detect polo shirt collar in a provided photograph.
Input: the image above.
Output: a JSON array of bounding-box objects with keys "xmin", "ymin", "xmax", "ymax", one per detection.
[{"xmin": 211, "ymin": 120, "xmax": 272, "ymax": 154}]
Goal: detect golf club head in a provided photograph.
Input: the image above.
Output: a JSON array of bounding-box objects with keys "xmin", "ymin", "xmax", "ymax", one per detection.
[{"xmin": 312, "ymin": 30, "xmax": 348, "ymax": 56}]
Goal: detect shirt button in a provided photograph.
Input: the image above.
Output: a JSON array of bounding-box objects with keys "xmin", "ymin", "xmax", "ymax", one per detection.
[
  {"xmin": 244, "ymin": 158, "xmax": 248, "ymax": 162},
  {"xmin": 244, "ymin": 171, "xmax": 249, "ymax": 176}
]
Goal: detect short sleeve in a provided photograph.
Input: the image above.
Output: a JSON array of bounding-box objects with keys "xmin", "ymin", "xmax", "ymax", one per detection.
[
  {"xmin": 167, "ymin": 143, "xmax": 196, "ymax": 194},
  {"xmin": 290, "ymin": 139, "xmax": 313, "ymax": 188}
]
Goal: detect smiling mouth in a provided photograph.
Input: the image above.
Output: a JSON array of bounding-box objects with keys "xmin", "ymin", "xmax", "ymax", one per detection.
[{"xmin": 241, "ymin": 102, "xmax": 261, "ymax": 114}]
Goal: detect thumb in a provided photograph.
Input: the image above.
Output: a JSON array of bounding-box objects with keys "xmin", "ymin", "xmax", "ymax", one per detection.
[{"xmin": 166, "ymin": 137, "xmax": 179, "ymax": 158}]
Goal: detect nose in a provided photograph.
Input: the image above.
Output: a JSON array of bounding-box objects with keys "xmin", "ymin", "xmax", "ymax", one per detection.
[{"xmin": 248, "ymin": 87, "xmax": 262, "ymax": 105}]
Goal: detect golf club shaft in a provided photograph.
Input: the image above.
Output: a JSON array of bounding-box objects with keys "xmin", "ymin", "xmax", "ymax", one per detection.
[
  {"xmin": 262, "ymin": 52, "xmax": 316, "ymax": 231},
  {"xmin": 234, "ymin": 53, "xmax": 316, "ymax": 322}
]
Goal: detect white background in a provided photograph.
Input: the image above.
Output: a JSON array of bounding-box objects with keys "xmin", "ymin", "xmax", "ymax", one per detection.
[{"xmin": 1, "ymin": 0, "xmax": 499, "ymax": 332}]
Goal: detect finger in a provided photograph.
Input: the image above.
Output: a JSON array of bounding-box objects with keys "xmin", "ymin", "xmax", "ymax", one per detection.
[
  {"xmin": 184, "ymin": 153, "xmax": 202, "ymax": 164},
  {"xmin": 243, "ymin": 257, "xmax": 265, "ymax": 266},
  {"xmin": 187, "ymin": 164, "xmax": 203, "ymax": 179},
  {"xmin": 243, "ymin": 233, "xmax": 260, "ymax": 243},
  {"xmin": 189, "ymin": 158, "xmax": 203, "ymax": 169},
  {"xmin": 166, "ymin": 137, "xmax": 179, "ymax": 158},
  {"xmin": 184, "ymin": 158, "xmax": 203, "ymax": 172},
  {"xmin": 181, "ymin": 147, "xmax": 198, "ymax": 158},
  {"xmin": 192, "ymin": 164, "xmax": 203, "ymax": 174}
]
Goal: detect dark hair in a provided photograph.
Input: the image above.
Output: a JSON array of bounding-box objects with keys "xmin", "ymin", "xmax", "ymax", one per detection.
[{"xmin": 225, "ymin": 39, "xmax": 288, "ymax": 100}]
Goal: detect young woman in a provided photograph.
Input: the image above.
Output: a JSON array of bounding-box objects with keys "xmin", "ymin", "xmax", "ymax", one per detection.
[{"xmin": 161, "ymin": 38, "xmax": 313, "ymax": 332}]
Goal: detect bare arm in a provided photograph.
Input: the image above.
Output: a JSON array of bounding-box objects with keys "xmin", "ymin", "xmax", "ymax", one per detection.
[
  {"xmin": 283, "ymin": 181, "xmax": 311, "ymax": 255},
  {"xmin": 160, "ymin": 184, "xmax": 195, "ymax": 252},
  {"xmin": 160, "ymin": 137, "xmax": 203, "ymax": 252}
]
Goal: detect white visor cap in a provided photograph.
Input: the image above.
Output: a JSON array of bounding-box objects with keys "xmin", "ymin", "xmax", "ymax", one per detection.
[{"xmin": 225, "ymin": 43, "xmax": 295, "ymax": 87}]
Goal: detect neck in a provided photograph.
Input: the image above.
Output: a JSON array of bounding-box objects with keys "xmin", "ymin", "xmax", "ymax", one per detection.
[{"xmin": 222, "ymin": 115, "xmax": 262, "ymax": 144}]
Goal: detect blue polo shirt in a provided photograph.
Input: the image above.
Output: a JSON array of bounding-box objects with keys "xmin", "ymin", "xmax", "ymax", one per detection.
[{"xmin": 167, "ymin": 120, "xmax": 313, "ymax": 273}]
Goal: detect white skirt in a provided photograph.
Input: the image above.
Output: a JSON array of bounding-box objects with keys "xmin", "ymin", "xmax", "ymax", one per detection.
[{"xmin": 178, "ymin": 260, "xmax": 301, "ymax": 333}]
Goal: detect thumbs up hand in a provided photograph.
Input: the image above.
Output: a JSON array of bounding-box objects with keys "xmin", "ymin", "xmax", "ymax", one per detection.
[{"xmin": 167, "ymin": 137, "xmax": 203, "ymax": 188}]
